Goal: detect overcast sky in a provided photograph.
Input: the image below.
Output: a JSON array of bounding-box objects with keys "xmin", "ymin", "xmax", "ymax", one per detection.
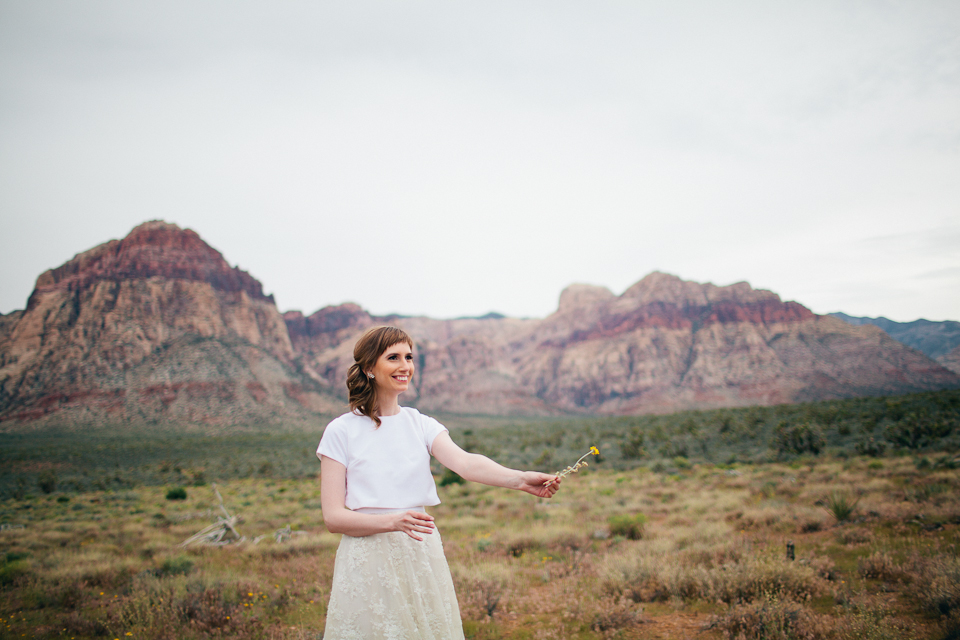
[{"xmin": 1, "ymin": 2, "xmax": 958, "ymax": 322}]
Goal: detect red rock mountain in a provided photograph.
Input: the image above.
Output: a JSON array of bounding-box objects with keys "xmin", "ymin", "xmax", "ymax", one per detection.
[
  {"xmin": 2, "ymin": 222, "xmax": 958, "ymax": 426},
  {"xmin": 287, "ymin": 273, "xmax": 960, "ymax": 415},
  {"xmin": 0, "ymin": 221, "xmax": 337, "ymax": 426}
]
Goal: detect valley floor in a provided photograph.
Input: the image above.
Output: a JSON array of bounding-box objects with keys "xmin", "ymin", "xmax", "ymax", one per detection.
[{"xmin": 1, "ymin": 454, "xmax": 959, "ymax": 639}]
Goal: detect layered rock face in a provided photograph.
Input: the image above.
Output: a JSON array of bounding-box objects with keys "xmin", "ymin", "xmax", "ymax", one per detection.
[
  {"xmin": 517, "ymin": 273, "xmax": 958, "ymax": 413},
  {"xmin": 288, "ymin": 272, "xmax": 960, "ymax": 416},
  {"xmin": 0, "ymin": 221, "xmax": 336, "ymax": 426},
  {"xmin": 3, "ymin": 221, "xmax": 957, "ymax": 426}
]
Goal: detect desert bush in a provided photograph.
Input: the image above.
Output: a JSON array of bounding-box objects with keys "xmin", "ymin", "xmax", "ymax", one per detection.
[
  {"xmin": 912, "ymin": 555, "xmax": 960, "ymax": 616},
  {"xmin": 159, "ymin": 555, "xmax": 194, "ymax": 577},
  {"xmin": 37, "ymin": 470, "xmax": 57, "ymax": 494},
  {"xmin": 59, "ymin": 611, "xmax": 109, "ymax": 637},
  {"xmin": 858, "ymin": 551, "xmax": 908, "ymax": 582},
  {"xmin": 620, "ymin": 431, "xmax": 645, "ymax": 459},
  {"xmin": 438, "ymin": 468, "xmax": 466, "ymax": 486},
  {"xmin": 798, "ymin": 519, "xmax": 823, "ymax": 533},
  {"xmin": 805, "ymin": 556, "xmax": 837, "ymax": 582},
  {"xmin": 822, "ymin": 491, "xmax": 859, "ymax": 522},
  {"xmin": 710, "ymin": 553, "xmax": 824, "ymax": 604},
  {"xmin": 905, "ymin": 482, "xmax": 950, "ymax": 503},
  {"xmin": 453, "ymin": 563, "xmax": 509, "ymax": 620},
  {"xmin": 832, "ymin": 600, "xmax": 918, "ymax": 640},
  {"xmin": 0, "ymin": 554, "xmax": 30, "ymax": 586},
  {"xmin": 608, "ymin": 513, "xmax": 646, "ymax": 540},
  {"xmin": 171, "ymin": 585, "xmax": 249, "ymax": 636},
  {"xmin": 165, "ymin": 486, "xmax": 187, "ymax": 500},
  {"xmin": 774, "ymin": 422, "xmax": 825, "ymax": 457},
  {"xmin": 856, "ymin": 437, "xmax": 886, "ymax": 457},
  {"xmin": 835, "ymin": 527, "xmax": 872, "ymax": 545},
  {"xmin": 506, "ymin": 537, "xmax": 538, "ymax": 558},
  {"xmin": 603, "ymin": 547, "xmax": 824, "ymax": 605},
  {"xmin": 705, "ymin": 595, "xmax": 829, "ymax": 640},
  {"xmin": 590, "ymin": 597, "xmax": 644, "ymax": 635},
  {"xmin": 885, "ymin": 411, "xmax": 953, "ymax": 450},
  {"xmin": 600, "ymin": 552, "xmax": 671, "ymax": 603}
]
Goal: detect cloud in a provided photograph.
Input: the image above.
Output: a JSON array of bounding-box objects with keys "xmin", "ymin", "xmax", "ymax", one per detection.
[{"xmin": 1, "ymin": 1, "xmax": 959, "ymax": 322}]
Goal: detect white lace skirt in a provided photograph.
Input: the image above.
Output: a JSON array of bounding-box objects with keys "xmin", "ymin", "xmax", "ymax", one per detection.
[{"xmin": 323, "ymin": 527, "xmax": 464, "ymax": 639}]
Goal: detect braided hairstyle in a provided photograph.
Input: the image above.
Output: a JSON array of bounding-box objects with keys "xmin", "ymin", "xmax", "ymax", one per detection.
[{"xmin": 347, "ymin": 326, "xmax": 414, "ymax": 427}]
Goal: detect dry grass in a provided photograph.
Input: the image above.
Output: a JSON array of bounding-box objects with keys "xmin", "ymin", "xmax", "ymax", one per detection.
[{"xmin": 1, "ymin": 455, "xmax": 958, "ymax": 638}]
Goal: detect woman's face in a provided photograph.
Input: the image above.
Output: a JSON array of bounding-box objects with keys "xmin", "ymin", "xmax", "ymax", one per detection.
[{"xmin": 370, "ymin": 341, "xmax": 415, "ymax": 397}]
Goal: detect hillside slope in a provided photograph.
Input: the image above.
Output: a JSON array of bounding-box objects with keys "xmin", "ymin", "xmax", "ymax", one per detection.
[{"xmin": 0, "ymin": 221, "xmax": 338, "ymax": 427}]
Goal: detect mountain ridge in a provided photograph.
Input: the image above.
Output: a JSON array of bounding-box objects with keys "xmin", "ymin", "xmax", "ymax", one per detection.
[
  {"xmin": 2, "ymin": 221, "xmax": 958, "ymax": 427},
  {"xmin": 829, "ymin": 312, "xmax": 960, "ymax": 361}
]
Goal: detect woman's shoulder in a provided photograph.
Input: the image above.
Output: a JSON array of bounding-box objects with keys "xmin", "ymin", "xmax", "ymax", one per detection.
[
  {"xmin": 325, "ymin": 411, "xmax": 372, "ymax": 431},
  {"xmin": 399, "ymin": 407, "xmax": 445, "ymax": 431},
  {"xmin": 398, "ymin": 406, "xmax": 436, "ymax": 423}
]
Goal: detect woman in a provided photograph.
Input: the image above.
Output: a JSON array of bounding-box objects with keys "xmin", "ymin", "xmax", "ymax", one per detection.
[{"xmin": 318, "ymin": 326, "xmax": 561, "ymax": 639}]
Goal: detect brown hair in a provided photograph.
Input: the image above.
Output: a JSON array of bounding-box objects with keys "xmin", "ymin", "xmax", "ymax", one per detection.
[{"xmin": 347, "ymin": 326, "xmax": 415, "ymax": 427}]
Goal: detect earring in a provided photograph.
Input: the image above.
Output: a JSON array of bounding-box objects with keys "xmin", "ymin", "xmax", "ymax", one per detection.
[{"xmin": 367, "ymin": 373, "xmax": 375, "ymax": 380}]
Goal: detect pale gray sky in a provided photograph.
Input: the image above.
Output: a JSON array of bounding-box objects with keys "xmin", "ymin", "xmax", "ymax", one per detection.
[{"xmin": 1, "ymin": 1, "xmax": 958, "ymax": 322}]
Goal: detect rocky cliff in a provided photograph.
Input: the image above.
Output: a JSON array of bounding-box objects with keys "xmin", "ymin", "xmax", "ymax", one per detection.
[
  {"xmin": 287, "ymin": 272, "xmax": 960, "ymax": 415},
  {"xmin": 0, "ymin": 221, "xmax": 338, "ymax": 426},
  {"xmin": 4, "ymin": 222, "xmax": 958, "ymax": 426}
]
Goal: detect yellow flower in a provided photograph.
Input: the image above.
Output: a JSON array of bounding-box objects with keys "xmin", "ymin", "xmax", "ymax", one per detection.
[{"xmin": 544, "ymin": 446, "xmax": 600, "ymax": 486}]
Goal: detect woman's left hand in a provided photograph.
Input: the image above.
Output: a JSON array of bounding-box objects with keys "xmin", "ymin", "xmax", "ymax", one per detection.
[{"xmin": 517, "ymin": 472, "xmax": 561, "ymax": 498}]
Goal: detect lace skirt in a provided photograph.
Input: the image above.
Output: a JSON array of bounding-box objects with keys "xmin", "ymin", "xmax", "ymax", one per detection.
[{"xmin": 323, "ymin": 527, "xmax": 464, "ymax": 640}]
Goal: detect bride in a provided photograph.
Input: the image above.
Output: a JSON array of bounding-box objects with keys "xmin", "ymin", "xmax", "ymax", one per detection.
[{"xmin": 317, "ymin": 325, "xmax": 561, "ymax": 638}]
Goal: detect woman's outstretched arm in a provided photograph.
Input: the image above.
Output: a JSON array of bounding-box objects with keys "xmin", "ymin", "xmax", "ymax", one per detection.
[
  {"xmin": 431, "ymin": 433, "xmax": 560, "ymax": 498},
  {"xmin": 319, "ymin": 455, "xmax": 436, "ymax": 541}
]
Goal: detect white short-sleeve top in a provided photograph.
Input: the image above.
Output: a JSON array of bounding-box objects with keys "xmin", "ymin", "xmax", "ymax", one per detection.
[{"xmin": 316, "ymin": 407, "xmax": 447, "ymax": 511}]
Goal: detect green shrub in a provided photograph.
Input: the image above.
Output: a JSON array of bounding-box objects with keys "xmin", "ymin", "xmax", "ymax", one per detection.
[
  {"xmin": 856, "ymin": 437, "xmax": 886, "ymax": 457},
  {"xmin": 774, "ymin": 422, "xmax": 825, "ymax": 457},
  {"xmin": 160, "ymin": 555, "xmax": 194, "ymax": 576},
  {"xmin": 608, "ymin": 513, "xmax": 647, "ymax": 540},
  {"xmin": 439, "ymin": 468, "xmax": 466, "ymax": 487},
  {"xmin": 823, "ymin": 491, "xmax": 859, "ymax": 522},
  {"xmin": 886, "ymin": 411, "xmax": 954, "ymax": 450},
  {"xmin": 37, "ymin": 470, "xmax": 57, "ymax": 494},
  {"xmin": 0, "ymin": 556, "xmax": 29, "ymax": 586},
  {"xmin": 165, "ymin": 487, "xmax": 187, "ymax": 501}
]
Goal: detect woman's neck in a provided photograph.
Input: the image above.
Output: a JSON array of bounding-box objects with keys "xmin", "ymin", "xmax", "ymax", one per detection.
[{"xmin": 378, "ymin": 395, "xmax": 402, "ymax": 417}]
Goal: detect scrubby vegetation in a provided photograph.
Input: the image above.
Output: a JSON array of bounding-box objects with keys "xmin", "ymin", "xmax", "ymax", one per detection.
[
  {"xmin": 0, "ymin": 451, "xmax": 958, "ymax": 637},
  {"xmin": 2, "ymin": 389, "xmax": 958, "ymax": 501},
  {"xmin": 0, "ymin": 389, "xmax": 958, "ymax": 638}
]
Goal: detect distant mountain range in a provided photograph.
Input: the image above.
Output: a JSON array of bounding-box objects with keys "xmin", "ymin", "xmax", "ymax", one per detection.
[
  {"xmin": 829, "ymin": 312, "xmax": 960, "ymax": 359},
  {"xmin": 1, "ymin": 221, "xmax": 958, "ymax": 427}
]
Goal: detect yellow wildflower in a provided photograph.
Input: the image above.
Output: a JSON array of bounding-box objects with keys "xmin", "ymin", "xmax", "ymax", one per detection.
[{"xmin": 543, "ymin": 446, "xmax": 600, "ymax": 486}]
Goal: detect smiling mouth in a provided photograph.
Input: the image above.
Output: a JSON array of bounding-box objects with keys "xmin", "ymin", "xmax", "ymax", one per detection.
[{"xmin": 394, "ymin": 376, "xmax": 409, "ymax": 382}]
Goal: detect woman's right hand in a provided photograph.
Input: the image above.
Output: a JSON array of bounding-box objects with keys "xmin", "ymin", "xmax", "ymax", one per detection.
[{"xmin": 390, "ymin": 510, "xmax": 436, "ymax": 541}]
